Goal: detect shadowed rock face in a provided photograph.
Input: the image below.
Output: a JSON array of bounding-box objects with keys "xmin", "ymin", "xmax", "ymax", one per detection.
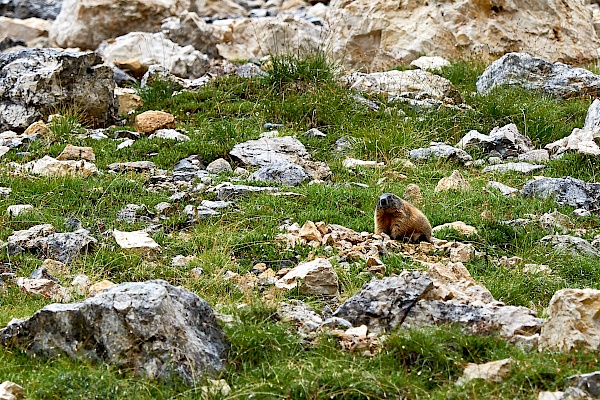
[
  {"xmin": 0, "ymin": 0, "xmax": 63, "ymax": 20},
  {"xmin": 0, "ymin": 49, "xmax": 115, "ymax": 131},
  {"xmin": 0, "ymin": 280, "xmax": 228, "ymax": 384},
  {"xmin": 522, "ymin": 176, "xmax": 600, "ymax": 212}
]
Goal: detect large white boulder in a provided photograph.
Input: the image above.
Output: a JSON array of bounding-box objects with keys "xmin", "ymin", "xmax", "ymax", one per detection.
[
  {"xmin": 326, "ymin": 0, "xmax": 600, "ymax": 70},
  {"xmin": 50, "ymin": 0, "xmax": 191, "ymax": 50}
]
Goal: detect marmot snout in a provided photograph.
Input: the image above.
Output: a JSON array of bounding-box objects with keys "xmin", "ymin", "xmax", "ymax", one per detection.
[{"xmin": 374, "ymin": 193, "xmax": 433, "ymax": 243}]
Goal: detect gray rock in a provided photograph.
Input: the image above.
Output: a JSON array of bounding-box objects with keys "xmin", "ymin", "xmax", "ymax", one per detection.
[
  {"xmin": 200, "ymin": 200, "xmax": 232, "ymax": 210},
  {"xmin": 574, "ymin": 208, "xmax": 592, "ymax": 217},
  {"xmin": 518, "ymin": 149, "xmax": 550, "ymax": 163},
  {"xmin": 0, "ymin": 49, "xmax": 115, "ymax": 131},
  {"xmin": 229, "ymin": 136, "xmax": 309, "ymax": 167},
  {"xmin": 333, "ymin": 137, "xmax": 351, "ymax": 153},
  {"xmin": 305, "ymin": 128, "xmax": 326, "ymax": 138},
  {"xmin": 457, "ymin": 124, "xmax": 534, "ymax": 158},
  {"xmin": 117, "ymin": 204, "xmax": 149, "ymax": 224},
  {"xmin": 0, "ymin": 187, "xmax": 11, "ymax": 197},
  {"xmin": 540, "ymin": 235, "xmax": 600, "ymax": 257},
  {"xmin": 565, "ymin": 372, "xmax": 600, "ymax": 398},
  {"xmin": 108, "ymin": 161, "xmax": 156, "ymax": 173},
  {"xmin": 477, "ymin": 53, "xmax": 600, "ymax": 98},
  {"xmin": 249, "ymin": 160, "xmax": 311, "ymax": 186},
  {"xmin": 0, "ymin": 0, "xmax": 63, "ymax": 20},
  {"xmin": 161, "ymin": 12, "xmax": 223, "ymax": 58},
  {"xmin": 483, "ymin": 162, "xmax": 545, "ymax": 173},
  {"xmin": 402, "ymin": 300, "xmax": 544, "ymax": 338},
  {"xmin": 206, "ymin": 158, "xmax": 232, "ymax": 174},
  {"xmin": 522, "ymin": 177, "xmax": 600, "ymax": 211},
  {"xmin": 408, "ymin": 142, "xmax": 473, "ymax": 164},
  {"xmin": 487, "ymin": 181, "xmax": 519, "ymax": 196},
  {"xmin": 173, "ymin": 155, "xmax": 204, "ymax": 182},
  {"xmin": 278, "ymin": 300, "xmax": 323, "ymax": 336},
  {"xmin": 0, "ymin": 280, "xmax": 228, "ymax": 384},
  {"xmin": 148, "ymin": 129, "xmax": 190, "ymax": 142},
  {"xmin": 6, "ymin": 223, "xmax": 55, "ymax": 254},
  {"xmin": 333, "ymin": 271, "xmax": 433, "ymax": 334},
  {"xmin": 45, "ymin": 229, "xmax": 97, "ymax": 264},
  {"xmin": 215, "ymin": 182, "xmax": 279, "ymax": 200},
  {"xmin": 183, "ymin": 205, "xmax": 219, "ymax": 221}
]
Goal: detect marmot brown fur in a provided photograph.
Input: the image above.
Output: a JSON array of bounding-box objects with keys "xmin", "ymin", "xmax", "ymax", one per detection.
[{"xmin": 374, "ymin": 193, "xmax": 433, "ymax": 242}]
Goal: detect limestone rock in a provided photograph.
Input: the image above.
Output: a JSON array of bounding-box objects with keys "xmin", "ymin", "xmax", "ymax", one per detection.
[
  {"xmin": 456, "ymin": 359, "xmax": 513, "ymax": 386},
  {"xmin": 540, "ymin": 235, "xmax": 600, "ymax": 257},
  {"xmin": 98, "ymin": 32, "xmax": 210, "ymax": 80},
  {"xmin": 0, "ymin": 49, "xmax": 115, "ymax": 131},
  {"xmin": 0, "ymin": 381, "xmax": 24, "ymax": 400},
  {"xmin": 432, "ymin": 221, "xmax": 477, "ymax": 236},
  {"xmin": 215, "ymin": 15, "xmax": 324, "ymax": 61},
  {"xmin": 434, "ymin": 170, "xmax": 470, "ymax": 192},
  {"xmin": 88, "ymin": 280, "xmax": 115, "ymax": 296},
  {"xmin": 0, "ymin": 0, "xmax": 63, "ymax": 20},
  {"xmin": 565, "ymin": 372, "xmax": 600, "ymax": 398},
  {"xmin": 230, "ymin": 136, "xmax": 309, "ymax": 167},
  {"xmin": 161, "ymin": 12, "xmax": 225, "ymax": 58},
  {"xmin": 326, "ymin": 1, "xmax": 600, "ymax": 70},
  {"xmin": 342, "ymin": 69, "xmax": 461, "ymax": 105},
  {"xmin": 333, "ymin": 271, "xmax": 433, "ymax": 334},
  {"xmin": 0, "ymin": 280, "xmax": 228, "ymax": 384},
  {"xmin": 522, "ymin": 176, "xmax": 600, "ymax": 211},
  {"xmin": 148, "ymin": 129, "xmax": 190, "ymax": 142},
  {"xmin": 539, "ymin": 288, "xmax": 600, "ymax": 351},
  {"xmin": 539, "ymin": 211, "xmax": 574, "ymax": 232},
  {"xmin": 57, "ymin": 144, "xmax": 95, "ymax": 161},
  {"xmin": 278, "ymin": 300, "xmax": 324, "ymax": 335},
  {"xmin": 50, "ymin": 0, "xmax": 190, "ymax": 49},
  {"xmin": 135, "ymin": 111, "xmax": 176, "ymax": 134},
  {"xmin": 342, "ymin": 158, "xmax": 385, "ymax": 169},
  {"xmin": 206, "ymin": 158, "xmax": 232, "ymax": 174},
  {"xmin": 298, "ymin": 160, "xmax": 331, "ymax": 181},
  {"xmin": 24, "ymin": 121, "xmax": 50, "ymax": 137},
  {"xmin": 113, "ymin": 230, "xmax": 161, "ymax": 253},
  {"xmin": 45, "ymin": 230, "xmax": 97, "ymax": 264},
  {"xmin": 487, "ymin": 181, "xmax": 518, "ymax": 197},
  {"xmin": 477, "ymin": 53, "xmax": 600, "ymax": 98},
  {"xmin": 115, "ymin": 88, "xmax": 143, "ymax": 116},
  {"xmin": 6, "ymin": 204, "xmax": 34, "ymax": 216},
  {"xmin": 547, "ymin": 100, "xmax": 600, "ymax": 156},
  {"xmin": 0, "ymin": 16, "xmax": 50, "ymax": 42},
  {"xmin": 403, "ymin": 184, "xmax": 422, "ymax": 205},
  {"xmin": 16, "ymin": 277, "xmax": 69, "ymax": 301},
  {"xmin": 483, "ymin": 162, "xmax": 545, "ymax": 174},
  {"xmin": 456, "ymin": 124, "xmax": 533, "ymax": 158},
  {"xmin": 107, "ymin": 161, "xmax": 156, "ymax": 173},
  {"xmin": 249, "ymin": 160, "xmax": 311, "ymax": 186},
  {"xmin": 23, "ymin": 156, "xmax": 98, "ymax": 177},
  {"xmin": 275, "ymin": 258, "xmax": 339, "ymax": 297},
  {"xmin": 409, "ymin": 142, "xmax": 472, "ymax": 164},
  {"xmin": 410, "ymin": 56, "xmax": 450, "ymax": 71},
  {"xmin": 192, "ymin": 0, "xmax": 247, "ymax": 18},
  {"xmin": 518, "ymin": 149, "xmax": 550, "ymax": 163}
]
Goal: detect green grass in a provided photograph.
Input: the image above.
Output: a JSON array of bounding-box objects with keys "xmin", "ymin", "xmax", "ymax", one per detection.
[{"xmin": 1, "ymin": 55, "xmax": 600, "ymax": 399}]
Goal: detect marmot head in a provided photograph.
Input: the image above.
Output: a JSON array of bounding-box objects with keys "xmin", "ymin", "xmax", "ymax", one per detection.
[{"xmin": 377, "ymin": 193, "xmax": 403, "ymax": 211}]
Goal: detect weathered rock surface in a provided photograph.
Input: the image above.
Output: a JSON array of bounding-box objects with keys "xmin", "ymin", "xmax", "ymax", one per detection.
[
  {"xmin": 487, "ymin": 181, "xmax": 518, "ymax": 197},
  {"xmin": 326, "ymin": 1, "xmax": 600, "ymax": 70},
  {"xmin": 98, "ymin": 32, "xmax": 210, "ymax": 80},
  {"xmin": 249, "ymin": 160, "xmax": 312, "ymax": 186},
  {"xmin": 206, "ymin": 158, "xmax": 232, "ymax": 174},
  {"xmin": 0, "ymin": 0, "xmax": 63, "ymax": 20},
  {"xmin": 409, "ymin": 142, "xmax": 472, "ymax": 164},
  {"xmin": 113, "ymin": 230, "xmax": 161, "ymax": 253},
  {"xmin": 45, "ymin": 230, "xmax": 97, "ymax": 264},
  {"xmin": 540, "ymin": 235, "xmax": 600, "ymax": 258},
  {"xmin": 333, "ymin": 271, "xmax": 433, "ymax": 334},
  {"xmin": 6, "ymin": 204, "xmax": 34, "ymax": 216},
  {"xmin": 457, "ymin": 124, "xmax": 533, "ymax": 158},
  {"xmin": 522, "ymin": 177, "xmax": 600, "ymax": 212},
  {"xmin": 0, "ymin": 49, "xmax": 115, "ymax": 131},
  {"xmin": 23, "ymin": 156, "xmax": 98, "ymax": 177},
  {"xmin": 215, "ymin": 15, "xmax": 324, "ymax": 61},
  {"xmin": 342, "ymin": 69, "xmax": 461, "ymax": 105},
  {"xmin": 230, "ymin": 136, "xmax": 309, "ymax": 167},
  {"xmin": 49, "ymin": 0, "xmax": 190, "ymax": 49},
  {"xmin": 16, "ymin": 277, "xmax": 69, "ymax": 301},
  {"xmin": 161, "ymin": 12, "xmax": 228, "ymax": 58},
  {"xmin": 148, "ymin": 129, "xmax": 189, "ymax": 142},
  {"xmin": 546, "ymin": 99, "xmax": 600, "ymax": 156},
  {"xmin": 56, "ymin": 144, "xmax": 95, "ymax": 161},
  {"xmin": 483, "ymin": 162, "xmax": 545, "ymax": 174},
  {"xmin": 0, "ymin": 280, "xmax": 228, "ymax": 384},
  {"xmin": 0, "ymin": 381, "xmax": 24, "ymax": 400},
  {"xmin": 456, "ymin": 359, "xmax": 513, "ymax": 386},
  {"xmin": 0, "ymin": 16, "xmax": 50, "ymax": 42},
  {"xmin": 435, "ymin": 170, "xmax": 470, "ymax": 192},
  {"xmin": 135, "ymin": 111, "xmax": 176, "ymax": 134},
  {"xmin": 477, "ymin": 53, "xmax": 600, "ymax": 98},
  {"xmin": 107, "ymin": 161, "xmax": 156, "ymax": 173},
  {"xmin": 214, "ymin": 182, "xmax": 279, "ymax": 200},
  {"xmin": 565, "ymin": 372, "xmax": 600, "ymax": 398},
  {"xmin": 539, "ymin": 288, "xmax": 600, "ymax": 351},
  {"xmin": 276, "ymin": 258, "xmax": 339, "ymax": 297},
  {"xmin": 410, "ymin": 56, "xmax": 450, "ymax": 71}
]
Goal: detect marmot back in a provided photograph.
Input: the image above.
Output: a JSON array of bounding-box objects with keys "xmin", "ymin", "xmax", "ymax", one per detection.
[{"xmin": 374, "ymin": 193, "xmax": 433, "ymax": 243}]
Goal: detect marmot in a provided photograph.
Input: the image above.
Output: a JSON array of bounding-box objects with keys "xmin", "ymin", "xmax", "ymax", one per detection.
[{"xmin": 374, "ymin": 193, "xmax": 433, "ymax": 243}]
